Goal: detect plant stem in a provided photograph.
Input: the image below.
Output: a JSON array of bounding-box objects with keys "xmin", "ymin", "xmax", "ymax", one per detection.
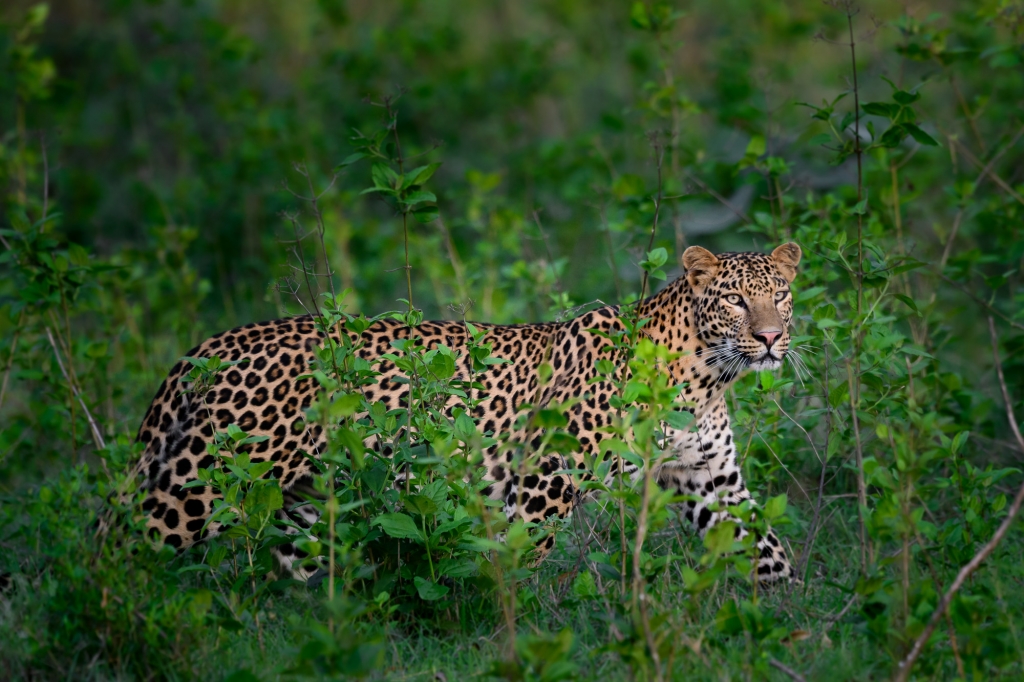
[
  {"xmin": 846, "ymin": 359, "xmax": 869, "ymax": 571},
  {"xmin": 0, "ymin": 310, "xmax": 26, "ymax": 412},
  {"xmin": 45, "ymin": 326, "xmax": 105, "ymax": 451}
]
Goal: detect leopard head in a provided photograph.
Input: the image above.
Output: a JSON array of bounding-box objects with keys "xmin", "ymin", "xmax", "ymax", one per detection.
[{"xmin": 682, "ymin": 243, "xmax": 802, "ymax": 372}]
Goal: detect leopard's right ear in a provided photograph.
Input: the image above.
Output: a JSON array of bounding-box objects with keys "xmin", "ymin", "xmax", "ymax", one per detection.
[
  {"xmin": 682, "ymin": 246, "xmax": 720, "ymax": 289},
  {"xmin": 771, "ymin": 242, "xmax": 802, "ymax": 283}
]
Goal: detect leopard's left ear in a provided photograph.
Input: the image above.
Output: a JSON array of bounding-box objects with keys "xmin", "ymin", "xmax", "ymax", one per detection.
[{"xmin": 771, "ymin": 242, "xmax": 802, "ymax": 283}]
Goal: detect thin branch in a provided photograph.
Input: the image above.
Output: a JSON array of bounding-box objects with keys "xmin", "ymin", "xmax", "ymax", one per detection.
[
  {"xmin": 638, "ymin": 132, "xmax": 665, "ymax": 304},
  {"xmin": 680, "ymin": 169, "xmax": 753, "ymax": 225},
  {"xmin": 46, "ymin": 326, "xmax": 106, "ymax": 451},
  {"xmin": 936, "ymin": 272, "xmax": 1024, "ymax": 333},
  {"xmin": 0, "ymin": 310, "xmax": 25, "ymax": 412},
  {"xmin": 846, "ymin": 358, "xmax": 869, "ymax": 571},
  {"xmin": 893, "ymin": 317, "xmax": 1024, "ymax": 681},
  {"xmin": 950, "ymin": 135, "xmax": 1024, "ymax": 208},
  {"xmin": 939, "ymin": 125, "xmax": 1024, "ymax": 270},
  {"xmin": 41, "ymin": 133, "xmax": 50, "ymax": 223},
  {"xmin": 793, "ymin": 345, "xmax": 832, "ymax": 584},
  {"xmin": 769, "ymin": 658, "xmax": 807, "ymax": 682},
  {"xmin": 989, "ymin": 317, "xmax": 1024, "ymax": 451}
]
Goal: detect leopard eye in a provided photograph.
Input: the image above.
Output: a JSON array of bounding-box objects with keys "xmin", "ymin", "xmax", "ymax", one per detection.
[
  {"xmin": 723, "ymin": 293, "xmax": 745, "ymax": 308},
  {"xmin": 774, "ymin": 290, "xmax": 789, "ymax": 302}
]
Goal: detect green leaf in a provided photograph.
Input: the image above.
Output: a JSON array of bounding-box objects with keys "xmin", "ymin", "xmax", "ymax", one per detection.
[
  {"xmin": 414, "ymin": 576, "xmax": 450, "ymax": 601},
  {"xmin": 900, "ymin": 345, "xmax": 935, "ymax": 359},
  {"xmin": 334, "ymin": 152, "xmax": 366, "ymax": 170},
  {"xmin": 404, "ymin": 190, "xmax": 437, "ymax": 205},
  {"xmin": 373, "ymin": 513, "xmax": 424, "ymax": 541},
  {"xmin": 538, "ymin": 362, "xmax": 553, "ymax": 384},
  {"xmin": 438, "ymin": 558, "xmax": 478, "ymax": 578},
  {"xmin": 745, "ymin": 134, "xmax": 766, "ymax": 158},
  {"xmin": 878, "ymin": 125, "xmax": 906, "ymax": 148},
  {"xmin": 763, "ymin": 494, "xmax": 787, "ymax": 521},
  {"xmin": 371, "ymin": 162, "xmax": 398, "ymax": 189},
  {"xmin": 406, "ymin": 162, "xmax": 442, "ymax": 186},
  {"xmin": 403, "ymin": 494, "xmax": 438, "ymax": 517},
  {"xmin": 412, "ymin": 205, "xmax": 439, "ymax": 223},
  {"xmin": 244, "ymin": 483, "xmax": 283, "ymax": 515},
  {"xmin": 892, "ymin": 89, "xmax": 920, "ymax": 105},
  {"xmin": 951, "ymin": 431, "xmax": 970, "ymax": 456},
  {"xmin": 629, "ymin": 2, "xmax": 650, "ymax": 29},
  {"xmin": 645, "ymin": 247, "xmax": 668, "ymax": 268},
  {"xmin": 848, "ymin": 198, "xmax": 868, "ymax": 215},
  {"xmin": 703, "ymin": 521, "xmax": 739, "ymax": 555},
  {"xmin": 572, "ymin": 570, "xmax": 598, "ymax": 599},
  {"xmin": 664, "ymin": 410, "xmax": 695, "ymax": 430},
  {"xmin": 454, "ymin": 412, "xmax": 477, "ymax": 440},
  {"xmin": 893, "ymin": 293, "xmax": 919, "ymax": 314},
  {"xmin": 226, "ymin": 423, "xmax": 246, "ymax": 441},
  {"xmin": 901, "ymin": 122, "xmax": 938, "ymax": 146},
  {"xmin": 862, "ymin": 102, "xmax": 896, "ymax": 118}
]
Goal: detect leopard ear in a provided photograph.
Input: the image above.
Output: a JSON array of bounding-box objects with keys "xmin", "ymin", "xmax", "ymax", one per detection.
[
  {"xmin": 771, "ymin": 242, "xmax": 802, "ymax": 283},
  {"xmin": 682, "ymin": 246, "xmax": 720, "ymax": 289}
]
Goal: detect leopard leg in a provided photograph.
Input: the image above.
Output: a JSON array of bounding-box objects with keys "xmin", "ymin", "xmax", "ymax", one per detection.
[
  {"xmin": 272, "ymin": 478, "xmax": 325, "ymax": 582},
  {"xmin": 659, "ymin": 401, "xmax": 793, "ymax": 583},
  {"xmin": 483, "ymin": 451, "xmax": 578, "ymax": 564}
]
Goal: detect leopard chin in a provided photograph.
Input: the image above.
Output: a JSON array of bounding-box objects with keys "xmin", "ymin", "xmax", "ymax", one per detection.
[{"xmin": 747, "ymin": 356, "xmax": 783, "ymax": 371}]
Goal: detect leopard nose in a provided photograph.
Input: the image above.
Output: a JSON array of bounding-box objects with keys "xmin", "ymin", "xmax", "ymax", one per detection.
[{"xmin": 753, "ymin": 330, "xmax": 781, "ymax": 350}]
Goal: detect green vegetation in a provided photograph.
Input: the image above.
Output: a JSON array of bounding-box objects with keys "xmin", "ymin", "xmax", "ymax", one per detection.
[{"xmin": 2, "ymin": 0, "xmax": 1024, "ymax": 679}]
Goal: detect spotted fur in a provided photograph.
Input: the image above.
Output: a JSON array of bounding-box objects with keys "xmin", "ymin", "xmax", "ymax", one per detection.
[{"xmin": 133, "ymin": 243, "xmax": 802, "ymax": 582}]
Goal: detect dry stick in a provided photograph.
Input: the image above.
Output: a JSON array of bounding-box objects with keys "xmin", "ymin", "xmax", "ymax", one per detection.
[
  {"xmin": 638, "ymin": 132, "xmax": 665, "ymax": 303},
  {"xmin": 530, "ymin": 210, "xmax": 567, "ymax": 302},
  {"xmin": 793, "ymin": 345, "xmax": 831, "ymax": 584},
  {"xmin": 951, "ymin": 136, "xmax": 1024, "ymax": 208},
  {"xmin": 950, "ymin": 74, "xmax": 986, "ymax": 155},
  {"xmin": 0, "ymin": 310, "xmax": 26, "ymax": 412},
  {"xmin": 437, "ymin": 216, "xmax": 468, "ymax": 302},
  {"xmin": 40, "ymin": 133, "xmax": 50, "ymax": 223},
  {"xmin": 631, "ymin": 451, "xmax": 664, "ymax": 682},
  {"xmin": 769, "ymin": 658, "xmax": 807, "ymax": 682},
  {"xmin": 846, "ymin": 359, "xmax": 869, "ymax": 569},
  {"xmin": 936, "ymin": 272, "xmax": 1024, "ymax": 333},
  {"xmin": 599, "ymin": 204, "xmax": 624, "ymax": 301},
  {"xmin": 841, "ymin": 1, "xmax": 870, "ymax": 575},
  {"xmin": 893, "ymin": 316, "xmax": 1024, "ymax": 682},
  {"xmin": 46, "ymin": 326, "xmax": 105, "ymax": 451},
  {"xmin": 938, "ymin": 125, "xmax": 1024, "ymax": 271},
  {"xmin": 680, "ymin": 169, "xmax": 753, "ymax": 226}
]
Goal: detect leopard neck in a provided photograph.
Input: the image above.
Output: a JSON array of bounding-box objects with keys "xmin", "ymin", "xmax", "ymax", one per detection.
[{"xmin": 634, "ymin": 276, "xmax": 740, "ymax": 408}]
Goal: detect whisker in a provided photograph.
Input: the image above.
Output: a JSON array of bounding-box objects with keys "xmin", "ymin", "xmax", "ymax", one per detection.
[{"xmin": 786, "ymin": 350, "xmax": 811, "ymax": 386}]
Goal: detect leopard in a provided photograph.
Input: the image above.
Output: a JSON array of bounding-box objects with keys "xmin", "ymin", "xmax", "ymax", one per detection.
[{"xmin": 132, "ymin": 242, "xmax": 803, "ymax": 583}]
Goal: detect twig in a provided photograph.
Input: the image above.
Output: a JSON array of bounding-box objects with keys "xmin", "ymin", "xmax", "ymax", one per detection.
[
  {"xmin": 41, "ymin": 132, "xmax": 50, "ymax": 223},
  {"xmin": 794, "ymin": 346, "xmax": 832, "ymax": 584},
  {"xmin": 638, "ymin": 132, "xmax": 665, "ymax": 304},
  {"xmin": 0, "ymin": 310, "xmax": 26, "ymax": 412},
  {"xmin": 46, "ymin": 327, "xmax": 106, "ymax": 451},
  {"xmin": 769, "ymin": 658, "xmax": 807, "ymax": 682},
  {"xmin": 939, "ymin": 126, "xmax": 1024, "ymax": 270},
  {"xmin": 893, "ymin": 317, "xmax": 1024, "ymax": 681},
  {"xmin": 950, "ymin": 136, "xmax": 1024, "ymax": 208},
  {"xmin": 936, "ymin": 272, "xmax": 1024, "ymax": 333},
  {"xmin": 846, "ymin": 358, "xmax": 869, "ymax": 571},
  {"xmin": 989, "ymin": 317, "xmax": 1024, "ymax": 452},
  {"xmin": 824, "ymin": 592, "xmax": 859, "ymax": 629},
  {"xmin": 680, "ymin": 169, "xmax": 752, "ymax": 225}
]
